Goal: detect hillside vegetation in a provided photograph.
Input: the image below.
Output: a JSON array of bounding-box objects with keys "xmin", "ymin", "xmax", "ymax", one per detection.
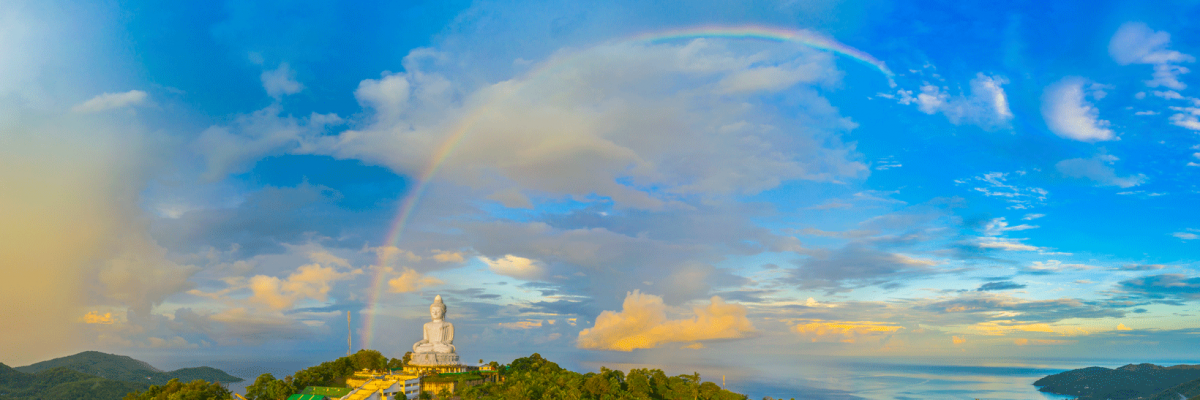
[
  {"xmin": 0, "ymin": 362, "xmax": 148, "ymax": 400},
  {"xmin": 457, "ymin": 353, "xmax": 747, "ymax": 400},
  {"xmin": 14, "ymin": 351, "xmax": 242, "ymax": 386},
  {"xmin": 1034, "ymin": 363, "xmax": 1200, "ymax": 400}
]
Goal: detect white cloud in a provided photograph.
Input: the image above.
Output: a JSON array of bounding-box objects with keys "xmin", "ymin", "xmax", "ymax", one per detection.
[
  {"xmin": 960, "ymin": 172, "xmax": 1048, "ymax": 209},
  {"xmin": 1109, "ymin": 22, "xmax": 1194, "ymax": 90},
  {"xmin": 479, "ymin": 254, "xmax": 545, "ymax": 281},
  {"xmin": 1173, "ymin": 231, "xmax": 1199, "ymax": 240},
  {"xmin": 1169, "ymin": 106, "xmax": 1200, "ymax": 131},
  {"xmin": 1056, "ymin": 155, "xmax": 1146, "ymax": 188},
  {"xmin": 209, "ymin": 40, "xmax": 867, "ymax": 209},
  {"xmin": 71, "ymin": 90, "xmax": 148, "ymax": 113},
  {"xmin": 1041, "ymin": 77, "xmax": 1116, "ymax": 142},
  {"xmin": 576, "ymin": 290, "xmax": 755, "ymax": 351},
  {"xmin": 901, "ymin": 73, "xmax": 1013, "ymax": 129},
  {"xmin": 261, "ymin": 62, "xmax": 304, "ymax": 98}
]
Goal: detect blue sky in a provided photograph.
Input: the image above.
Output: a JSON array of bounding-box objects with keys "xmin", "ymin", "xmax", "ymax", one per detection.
[{"xmin": 3, "ymin": 0, "xmax": 1200, "ymax": 386}]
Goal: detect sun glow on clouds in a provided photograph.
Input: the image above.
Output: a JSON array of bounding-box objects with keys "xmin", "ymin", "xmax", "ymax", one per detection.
[
  {"xmin": 386, "ymin": 267, "xmax": 443, "ymax": 293},
  {"xmin": 791, "ymin": 320, "xmax": 903, "ymax": 343},
  {"xmin": 84, "ymin": 311, "xmax": 115, "ymax": 324},
  {"xmin": 576, "ymin": 291, "xmax": 755, "ymax": 351},
  {"xmin": 480, "ymin": 254, "xmax": 545, "ymax": 280}
]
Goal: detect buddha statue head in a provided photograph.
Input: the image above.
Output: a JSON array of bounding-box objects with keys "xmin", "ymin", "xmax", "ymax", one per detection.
[{"xmin": 430, "ymin": 294, "xmax": 447, "ymax": 321}]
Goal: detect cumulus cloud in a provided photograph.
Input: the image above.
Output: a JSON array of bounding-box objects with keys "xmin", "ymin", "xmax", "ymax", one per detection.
[
  {"xmin": 71, "ymin": 90, "xmax": 148, "ymax": 113},
  {"xmin": 1169, "ymin": 106, "xmax": 1200, "ymax": 131},
  {"xmin": 479, "ymin": 254, "xmax": 546, "ymax": 281},
  {"xmin": 261, "ymin": 62, "xmax": 304, "ymax": 98},
  {"xmin": 210, "ymin": 40, "xmax": 866, "ymax": 210},
  {"xmin": 902, "ymin": 73, "xmax": 1013, "ymax": 129},
  {"xmin": 247, "ymin": 257, "xmax": 361, "ymax": 310},
  {"xmin": 1055, "ymin": 155, "xmax": 1146, "ymax": 188},
  {"xmin": 386, "ymin": 267, "xmax": 444, "ymax": 293},
  {"xmin": 576, "ymin": 291, "xmax": 755, "ymax": 351},
  {"xmin": 1109, "ymin": 22, "xmax": 1194, "ymax": 89},
  {"xmin": 1041, "ymin": 77, "xmax": 1116, "ymax": 142},
  {"xmin": 791, "ymin": 320, "xmax": 903, "ymax": 343}
]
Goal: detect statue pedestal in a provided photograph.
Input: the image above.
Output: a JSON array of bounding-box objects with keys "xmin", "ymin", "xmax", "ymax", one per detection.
[{"xmin": 409, "ymin": 353, "xmax": 460, "ymax": 366}]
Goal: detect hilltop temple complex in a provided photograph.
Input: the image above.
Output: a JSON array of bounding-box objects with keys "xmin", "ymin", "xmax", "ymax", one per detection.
[{"xmin": 287, "ymin": 295, "xmax": 491, "ymax": 400}]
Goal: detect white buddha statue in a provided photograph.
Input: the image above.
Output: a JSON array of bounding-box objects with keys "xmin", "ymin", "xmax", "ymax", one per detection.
[{"xmin": 412, "ymin": 295, "xmax": 456, "ymax": 355}]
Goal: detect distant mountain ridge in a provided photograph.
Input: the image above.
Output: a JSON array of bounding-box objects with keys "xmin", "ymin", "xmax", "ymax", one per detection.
[
  {"xmin": 1035, "ymin": 363, "xmax": 1200, "ymax": 400},
  {"xmin": 14, "ymin": 351, "xmax": 242, "ymax": 385}
]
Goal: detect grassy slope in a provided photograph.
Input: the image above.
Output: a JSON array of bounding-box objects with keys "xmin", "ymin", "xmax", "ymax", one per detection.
[
  {"xmin": 14, "ymin": 351, "xmax": 242, "ymax": 385},
  {"xmin": 1035, "ymin": 363, "xmax": 1200, "ymax": 400}
]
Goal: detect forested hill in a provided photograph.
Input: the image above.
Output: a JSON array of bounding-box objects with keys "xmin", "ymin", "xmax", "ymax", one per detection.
[
  {"xmin": 1034, "ymin": 363, "xmax": 1200, "ymax": 400},
  {"xmin": 14, "ymin": 351, "xmax": 242, "ymax": 385},
  {"xmin": 0, "ymin": 362, "xmax": 148, "ymax": 400},
  {"xmin": 457, "ymin": 353, "xmax": 748, "ymax": 400}
]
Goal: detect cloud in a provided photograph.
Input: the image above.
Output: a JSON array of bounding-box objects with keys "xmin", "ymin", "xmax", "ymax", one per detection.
[
  {"xmin": 791, "ymin": 320, "xmax": 903, "ymax": 343},
  {"xmin": 959, "ymin": 172, "xmax": 1048, "ymax": 209},
  {"xmin": 498, "ymin": 320, "xmax": 544, "ymax": 329},
  {"xmin": 261, "ymin": 62, "xmax": 304, "ymax": 98},
  {"xmin": 71, "ymin": 90, "xmax": 148, "ymax": 113},
  {"xmin": 1041, "ymin": 77, "xmax": 1116, "ymax": 142},
  {"xmin": 952, "ymin": 336, "xmax": 967, "ymax": 345},
  {"xmin": 1014, "ymin": 338, "xmax": 1075, "ymax": 346},
  {"xmin": 248, "ymin": 260, "xmax": 360, "ymax": 310},
  {"xmin": 1118, "ymin": 274, "xmax": 1200, "ymax": 301},
  {"xmin": 222, "ymin": 40, "xmax": 866, "ymax": 210},
  {"xmin": 1117, "ymin": 323, "xmax": 1132, "ymax": 331},
  {"xmin": 1109, "ymin": 22, "xmax": 1194, "ymax": 89},
  {"xmin": 1056, "ymin": 155, "xmax": 1147, "ymax": 188},
  {"xmin": 904, "ymin": 73, "xmax": 1013, "ymax": 129},
  {"xmin": 1170, "ymin": 106, "xmax": 1200, "ymax": 131},
  {"xmin": 432, "ymin": 250, "xmax": 465, "ymax": 263},
  {"xmin": 479, "ymin": 254, "xmax": 546, "ymax": 281},
  {"xmin": 790, "ymin": 244, "xmax": 939, "ymax": 293},
  {"xmin": 84, "ymin": 312, "xmax": 116, "ymax": 324},
  {"xmin": 977, "ymin": 281, "xmax": 1026, "ymax": 291},
  {"xmin": 576, "ymin": 291, "xmax": 755, "ymax": 351},
  {"xmin": 386, "ymin": 267, "xmax": 444, "ymax": 293},
  {"xmin": 1114, "ymin": 264, "xmax": 1166, "ymax": 271},
  {"xmin": 1173, "ymin": 232, "xmax": 1199, "ymax": 240}
]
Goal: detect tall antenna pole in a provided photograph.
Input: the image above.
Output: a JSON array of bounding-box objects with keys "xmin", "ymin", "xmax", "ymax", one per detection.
[{"xmin": 347, "ymin": 311, "xmax": 352, "ymax": 357}]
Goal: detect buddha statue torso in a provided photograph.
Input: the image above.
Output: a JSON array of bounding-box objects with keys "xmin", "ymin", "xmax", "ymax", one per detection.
[{"xmin": 413, "ymin": 295, "xmax": 456, "ymax": 354}]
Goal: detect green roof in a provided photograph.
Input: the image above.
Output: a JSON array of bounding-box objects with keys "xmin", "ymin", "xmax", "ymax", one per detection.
[
  {"xmin": 301, "ymin": 386, "xmax": 353, "ymax": 396},
  {"xmin": 286, "ymin": 395, "xmax": 328, "ymax": 400}
]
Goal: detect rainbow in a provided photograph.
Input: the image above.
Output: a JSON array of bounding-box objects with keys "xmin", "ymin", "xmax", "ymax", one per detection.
[{"xmin": 358, "ymin": 25, "xmax": 893, "ymax": 350}]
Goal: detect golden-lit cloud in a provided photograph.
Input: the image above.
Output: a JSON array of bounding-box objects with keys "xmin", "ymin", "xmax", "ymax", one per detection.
[
  {"xmin": 250, "ymin": 263, "xmax": 359, "ymax": 310},
  {"xmin": 432, "ymin": 250, "xmax": 465, "ymax": 263},
  {"xmin": 479, "ymin": 254, "xmax": 545, "ymax": 280},
  {"xmin": 1014, "ymin": 338, "xmax": 1076, "ymax": 346},
  {"xmin": 577, "ymin": 291, "xmax": 755, "ymax": 351},
  {"xmin": 1117, "ymin": 323, "xmax": 1133, "ymax": 331},
  {"xmin": 952, "ymin": 336, "xmax": 967, "ymax": 345},
  {"xmin": 84, "ymin": 311, "xmax": 116, "ymax": 325},
  {"xmin": 791, "ymin": 320, "xmax": 903, "ymax": 343},
  {"xmin": 969, "ymin": 320, "xmax": 1090, "ymax": 336},
  {"xmin": 386, "ymin": 267, "xmax": 444, "ymax": 293},
  {"xmin": 498, "ymin": 320, "xmax": 543, "ymax": 329}
]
